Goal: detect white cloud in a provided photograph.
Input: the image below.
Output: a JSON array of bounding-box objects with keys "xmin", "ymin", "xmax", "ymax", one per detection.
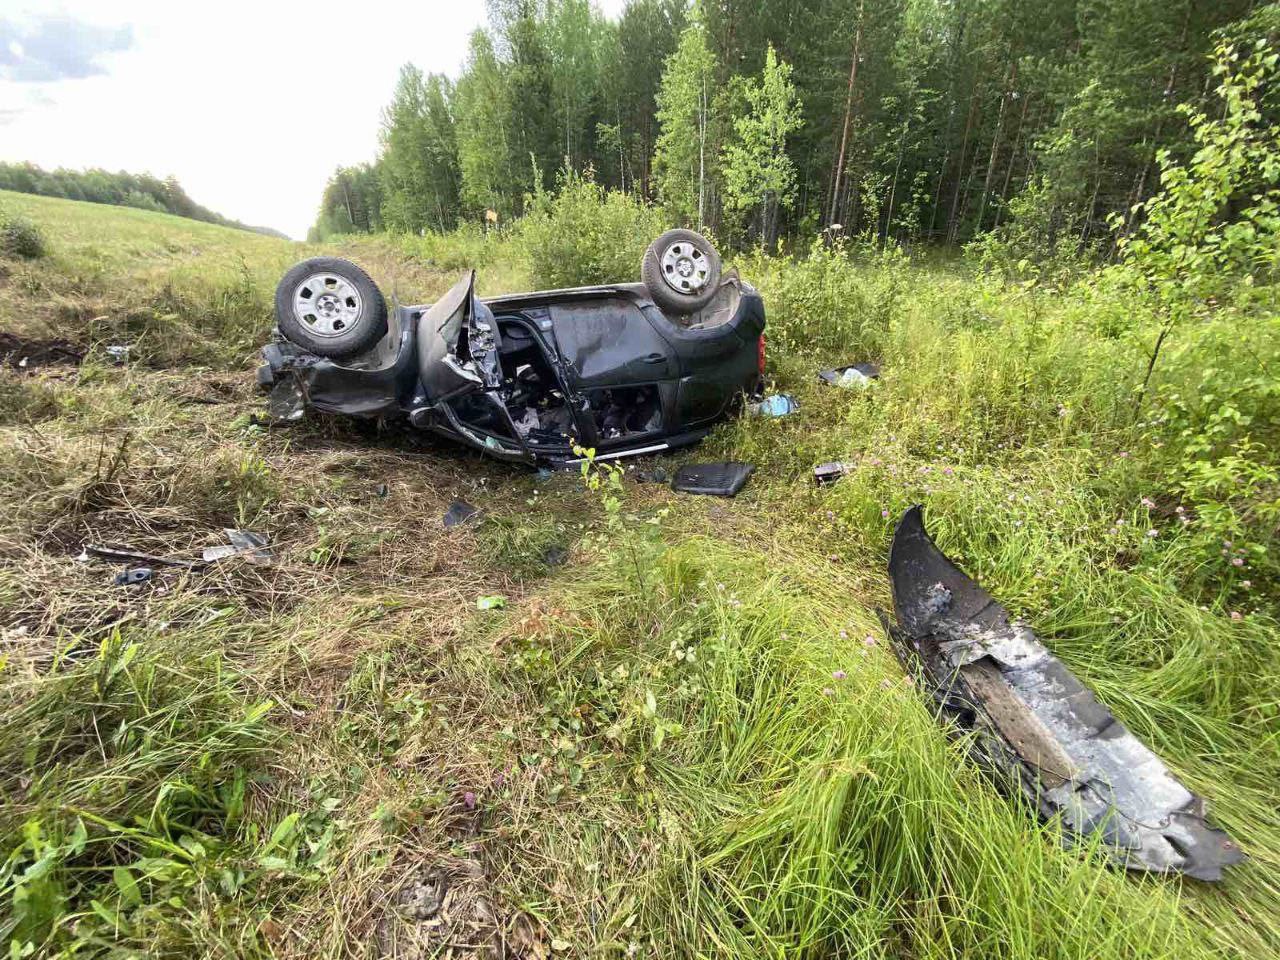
[{"xmin": 0, "ymin": 0, "xmax": 630, "ymax": 238}]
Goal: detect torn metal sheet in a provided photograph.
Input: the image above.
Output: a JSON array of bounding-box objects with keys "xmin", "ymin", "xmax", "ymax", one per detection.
[
  {"xmin": 203, "ymin": 529, "xmax": 273, "ymax": 565},
  {"xmin": 886, "ymin": 505, "xmax": 1243, "ymax": 880},
  {"xmin": 85, "ymin": 543, "xmax": 204, "ymax": 570}
]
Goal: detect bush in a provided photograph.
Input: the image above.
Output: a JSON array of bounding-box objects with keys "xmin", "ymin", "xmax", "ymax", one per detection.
[
  {"xmin": 515, "ymin": 165, "xmax": 665, "ymax": 288},
  {"xmin": 0, "ymin": 213, "xmax": 46, "ymax": 259},
  {"xmin": 743, "ymin": 236, "xmax": 909, "ymax": 359}
]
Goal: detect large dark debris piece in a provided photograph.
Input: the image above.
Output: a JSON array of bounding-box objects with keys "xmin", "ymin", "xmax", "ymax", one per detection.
[
  {"xmin": 886, "ymin": 505, "xmax": 1243, "ymax": 881},
  {"xmin": 671, "ymin": 461, "xmax": 754, "ymax": 497}
]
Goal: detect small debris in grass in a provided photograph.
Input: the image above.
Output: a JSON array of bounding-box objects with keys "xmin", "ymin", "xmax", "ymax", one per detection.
[
  {"xmin": 814, "ymin": 461, "xmax": 856, "ymax": 485},
  {"xmin": 819, "ymin": 362, "xmax": 880, "ymax": 388},
  {"xmin": 373, "ymin": 481, "xmax": 389, "ymax": 498},
  {"xmin": 634, "ymin": 464, "xmax": 669, "ymax": 484},
  {"xmin": 444, "ymin": 500, "xmax": 482, "ymax": 528},
  {"xmin": 267, "ymin": 378, "xmax": 306, "ymax": 422},
  {"xmin": 0, "ymin": 332, "xmax": 84, "ymax": 370},
  {"xmin": 114, "ymin": 567, "xmax": 152, "ymax": 586},
  {"xmin": 541, "ymin": 544, "xmax": 569, "ymax": 567},
  {"xmin": 476, "ymin": 595, "xmax": 506, "ymax": 611},
  {"xmin": 671, "ymin": 461, "xmax": 754, "ymax": 497},
  {"xmin": 105, "ymin": 344, "xmax": 131, "ymax": 365},
  {"xmin": 749, "ymin": 393, "xmax": 799, "ymax": 417}
]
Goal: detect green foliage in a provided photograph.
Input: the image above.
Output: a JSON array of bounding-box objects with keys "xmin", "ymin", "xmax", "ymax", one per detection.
[
  {"xmin": 378, "ymin": 66, "xmax": 460, "ymax": 234},
  {"xmin": 309, "ymin": 163, "xmax": 384, "ymax": 241},
  {"xmin": 742, "ymin": 236, "xmax": 907, "ymax": 359},
  {"xmin": 653, "ymin": 7, "xmax": 720, "ymax": 226},
  {"xmin": 515, "ymin": 165, "xmax": 664, "ymax": 288},
  {"xmin": 0, "ymin": 212, "xmax": 46, "ymax": 259},
  {"xmin": 721, "ymin": 44, "xmax": 804, "ymax": 246}
]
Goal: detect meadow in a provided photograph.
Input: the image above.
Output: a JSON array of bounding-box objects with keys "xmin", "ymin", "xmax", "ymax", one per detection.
[{"xmin": 0, "ymin": 188, "xmax": 1276, "ymax": 959}]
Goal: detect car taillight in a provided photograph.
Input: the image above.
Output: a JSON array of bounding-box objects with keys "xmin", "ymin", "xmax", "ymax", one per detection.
[{"xmin": 757, "ymin": 334, "xmax": 767, "ymax": 378}]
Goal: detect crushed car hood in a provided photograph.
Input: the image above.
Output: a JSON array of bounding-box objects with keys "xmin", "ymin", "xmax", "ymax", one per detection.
[{"xmin": 886, "ymin": 505, "xmax": 1244, "ymax": 881}]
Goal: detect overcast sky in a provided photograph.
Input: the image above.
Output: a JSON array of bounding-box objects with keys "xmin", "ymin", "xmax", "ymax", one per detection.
[{"xmin": 0, "ymin": 1, "xmax": 626, "ymax": 238}]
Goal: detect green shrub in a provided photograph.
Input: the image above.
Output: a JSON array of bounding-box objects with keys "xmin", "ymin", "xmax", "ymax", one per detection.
[
  {"xmin": 744, "ymin": 236, "xmax": 909, "ymax": 359},
  {"xmin": 515, "ymin": 165, "xmax": 665, "ymax": 289},
  {"xmin": 0, "ymin": 213, "xmax": 46, "ymax": 259}
]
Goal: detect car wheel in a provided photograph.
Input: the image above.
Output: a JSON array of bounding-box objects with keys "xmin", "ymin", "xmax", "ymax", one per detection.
[
  {"xmin": 641, "ymin": 229, "xmax": 722, "ymax": 314},
  {"xmin": 274, "ymin": 257, "xmax": 387, "ymax": 359}
]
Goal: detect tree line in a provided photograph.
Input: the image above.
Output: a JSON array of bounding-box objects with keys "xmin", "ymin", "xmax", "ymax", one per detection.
[
  {"xmin": 312, "ymin": 0, "xmax": 1279, "ymax": 253},
  {"xmin": 0, "ymin": 162, "xmax": 287, "ymax": 238}
]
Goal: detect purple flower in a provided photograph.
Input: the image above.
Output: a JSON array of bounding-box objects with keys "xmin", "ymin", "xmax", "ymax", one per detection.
[
  {"xmin": 1231, "ymin": 557, "xmax": 1244, "ymax": 567},
  {"xmin": 832, "ymin": 670, "xmax": 847, "ymax": 681},
  {"xmin": 464, "ymin": 791, "xmax": 477, "ymax": 809},
  {"xmin": 1146, "ymin": 529, "xmax": 1158, "ymax": 538},
  {"xmin": 881, "ymin": 509, "xmax": 890, "ymax": 519},
  {"xmin": 1141, "ymin": 497, "xmax": 1155, "ymax": 509},
  {"xmin": 863, "ymin": 635, "xmax": 877, "ymax": 647},
  {"xmin": 822, "ymin": 687, "xmax": 836, "ymax": 697},
  {"xmin": 1230, "ymin": 611, "xmax": 1243, "ymax": 622}
]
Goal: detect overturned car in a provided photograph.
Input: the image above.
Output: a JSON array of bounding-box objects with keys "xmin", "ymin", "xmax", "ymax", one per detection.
[{"xmin": 258, "ymin": 230, "xmax": 765, "ymax": 467}]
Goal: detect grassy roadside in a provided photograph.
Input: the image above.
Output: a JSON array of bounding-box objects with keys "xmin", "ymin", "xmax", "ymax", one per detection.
[{"xmin": 1, "ymin": 192, "xmax": 1276, "ymax": 958}]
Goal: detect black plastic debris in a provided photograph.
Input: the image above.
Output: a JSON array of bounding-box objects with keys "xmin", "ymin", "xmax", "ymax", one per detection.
[
  {"xmin": 671, "ymin": 462, "xmax": 754, "ymax": 497},
  {"xmin": 114, "ymin": 567, "xmax": 152, "ymax": 586},
  {"xmin": 819, "ymin": 362, "xmax": 880, "ymax": 388},
  {"xmin": 444, "ymin": 500, "xmax": 482, "ymax": 528},
  {"xmin": 885, "ymin": 505, "xmax": 1243, "ymax": 881},
  {"xmin": 814, "ymin": 461, "xmax": 856, "ymax": 485},
  {"xmin": 541, "ymin": 544, "xmax": 569, "ymax": 567}
]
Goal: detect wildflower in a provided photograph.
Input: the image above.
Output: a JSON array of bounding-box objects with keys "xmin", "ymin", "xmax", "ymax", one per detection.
[
  {"xmin": 1014, "ymin": 520, "xmax": 1023, "ymax": 528},
  {"xmin": 1175, "ymin": 505, "xmax": 1185, "ymax": 515},
  {"xmin": 464, "ymin": 791, "xmax": 477, "ymax": 810},
  {"xmin": 832, "ymin": 670, "xmax": 847, "ymax": 681},
  {"xmin": 1242, "ymin": 580, "xmax": 1252, "ymax": 589},
  {"xmin": 903, "ymin": 675, "xmax": 916, "ymax": 686},
  {"xmin": 881, "ymin": 509, "xmax": 890, "ymax": 519},
  {"xmin": 839, "ymin": 629, "xmax": 848, "ymax": 639},
  {"xmin": 1141, "ymin": 497, "xmax": 1155, "ymax": 509},
  {"xmin": 780, "ymin": 632, "xmax": 789, "ymax": 641},
  {"xmin": 1146, "ymin": 529, "xmax": 1158, "ymax": 538},
  {"xmin": 1223, "ymin": 540, "xmax": 1233, "ymax": 548},
  {"xmin": 863, "ymin": 635, "xmax": 877, "ymax": 647},
  {"xmin": 1231, "ymin": 557, "xmax": 1244, "ymax": 567},
  {"xmin": 1109, "ymin": 527, "xmax": 1119, "ymax": 536},
  {"xmin": 1119, "ymin": 451, "xmax": 1130, "ymax": 458},
  {"xmin": 943, "ymin": 467, "xmax": 954, "ymax": 476},
  {"xmin": 1230, "ymin": 611, "xmax": 1243, "ymax": 622},
  {"xmin": 880, "ymin": 678, "xmax": 894, "ymax": 690}
]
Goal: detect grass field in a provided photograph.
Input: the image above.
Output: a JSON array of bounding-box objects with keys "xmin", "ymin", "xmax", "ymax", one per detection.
[{"xmin": 1, "ymin": 190, "xmax": 1277, "ymax": 959}]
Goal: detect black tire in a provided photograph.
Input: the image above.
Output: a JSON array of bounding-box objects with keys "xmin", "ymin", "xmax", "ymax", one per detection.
[
  {"xmin": 274, "ymin": 257, "xmax": 387, "ymax": 359},
  {"xmin": 641, "ymin": 229, "xmax": 722, "ymax": 314}
]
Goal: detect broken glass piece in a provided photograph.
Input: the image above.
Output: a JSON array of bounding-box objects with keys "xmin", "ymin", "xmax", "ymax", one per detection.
[
  {"xmin": 267, "ymin": 378, "xmax": 306, "ymax": 422},
  {"xmin": 886, "ymin": 505, "xmax": 1244, "ymax": 881}
]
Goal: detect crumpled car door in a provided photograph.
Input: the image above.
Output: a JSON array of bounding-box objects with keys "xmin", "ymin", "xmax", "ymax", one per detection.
[{"xmin": 418, "ymin": 271, "xmax": 484, "ymax": 402}]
